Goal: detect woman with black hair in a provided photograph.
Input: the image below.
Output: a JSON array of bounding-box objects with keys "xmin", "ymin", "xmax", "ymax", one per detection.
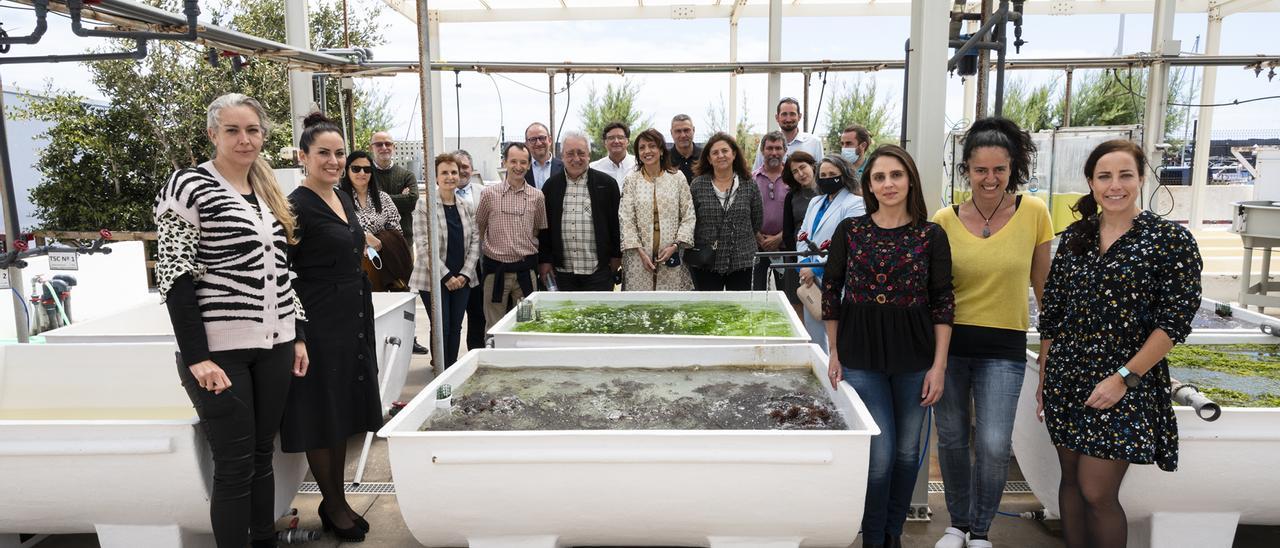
[
  {"xmin": 930, "ymin": 117, "xmax": 1054, "ymax": 548},
  {"xmin": 1037, "ymin": 140, "xmax": 1201, "ymax": 548},
  {"xmin": 823, "ymin": 144, "xmax": 953, "ymax": 548},
  {"xmin": 689, "ymin": 132, "xmax": 763, "ymax": 291},
  {"xmin": 339, "ymin": 150, "xmax": 402, "ymax": 245},
  {"xmin": 280, "ymin": 112, "xmax": 382, "ymax": 542}
]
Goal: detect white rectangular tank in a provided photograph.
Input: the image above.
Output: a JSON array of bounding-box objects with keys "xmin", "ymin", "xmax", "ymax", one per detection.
[
  {"xmin": 1012, "ymin": 349, "xmax": 1280, "ymax": 548},
  {"xmin": 41, "ymin": 292, "xmax": 418, "ymax": 413},
  {"xmin": 379, "ymin": 344, "xmax": 878, "ymax": 548},
  {"xmin": 0, "ymin": 343, "xmax": 307, "ymax": 548},
  {"xmin": 487, "ymin": 291, "xmax": 810, "ymax": 349}
]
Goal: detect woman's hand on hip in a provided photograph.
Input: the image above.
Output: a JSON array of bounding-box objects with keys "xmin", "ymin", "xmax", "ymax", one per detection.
[
  {"xmin": 293, "ymin": 341, "xmax": 309, "ymax": 377},
  {"xmin": 188, "ymin": 360, "xmax": 231, "ymax": 394},
  {"xmin": 921, "ymin": 364, "xmax": 946, "ymax": 407}
]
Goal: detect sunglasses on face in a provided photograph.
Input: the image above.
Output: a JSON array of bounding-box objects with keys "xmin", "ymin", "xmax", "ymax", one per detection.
[{"xmin": 349, "ymin": 165, "xmax": 373, "ymax": 173}]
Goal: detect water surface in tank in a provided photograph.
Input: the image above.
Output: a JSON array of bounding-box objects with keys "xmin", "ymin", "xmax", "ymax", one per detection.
[
  {"xmin": 421, "ymin": 366, "xmax": 847, "ymax": 431},
  {"xmin": 512, "ymin": 301, "xmax": 796, "ymax": 337},
  {"xmin": 1167, "ymin": 344, "xmax": 1280, "ymax": 407}
]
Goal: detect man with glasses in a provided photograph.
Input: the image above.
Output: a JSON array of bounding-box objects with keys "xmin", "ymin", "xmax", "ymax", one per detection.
[
  {"xmin": 669, "ymin": 114, "xmax": 701, "ymax": 182},
  {"xmin": 752, "ymin": 98, "xmax": 823, "ymax": 171},
  {"xmin": 752, "ymin": 131, "xmax": 788, "ymax": 290},
  {"xmin": 476, "ymin": 143, "xmax": 548, "ymax": 329},
  {"xmin": 523, "ymin": 122, "xmax": 563, "ymax": 190},
  {"xmin": 370, "ymin": 131, "xmax": 419, "ymax": 245},
  {"xmin": 539, "ymin": 132, "xmax": 622, "ymax": 291},
  {"xmin": 589, "ymin": 121, "xmax": 635, "ymax": 192}
]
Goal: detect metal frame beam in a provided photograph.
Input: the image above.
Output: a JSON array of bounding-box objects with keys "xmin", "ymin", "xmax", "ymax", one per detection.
[
  {"xmin": 373, "ymin": 1, "xmax": 1280, "ymax": 23},
  {"xmin": 1189, "ymin": 4, "xmax": 1225, "ymax": 227},
  {"xmin": 1141, "ymin": 0, "xmax": 1177, "ymax": 210}
]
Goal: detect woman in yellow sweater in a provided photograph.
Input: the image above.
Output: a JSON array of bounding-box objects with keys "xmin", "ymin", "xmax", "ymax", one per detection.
[{"xmin": 931, "ymin": 118, "xmax": 1053, "ymax": 548}]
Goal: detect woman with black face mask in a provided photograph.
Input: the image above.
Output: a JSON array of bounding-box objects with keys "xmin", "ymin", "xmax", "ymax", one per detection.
[{"xmin": 796, "ymin": 154, "xmax": 866, "ymax": 348}]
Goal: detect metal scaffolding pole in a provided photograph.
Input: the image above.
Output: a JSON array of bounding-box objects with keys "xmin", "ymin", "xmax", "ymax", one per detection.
[
  {"xmin": 285, "ymin": 0, "xmax": 315, "ymax": 146},
  {"xmin": 728, "ymin": 1, "xmax": 743, "ymax": 136},
  {"xmin": 417, "ymin": 0, "xmax": 446, "ymax": 374},
  {"xmin": 1188, "ymin": 10, "xmax": 1223, "ymax": 228},
  {"xmin": 766, "ymin": 0, "xmax": 782, "ymax": 132},
  {"xmin": 0, "ymin": 74, "xmax": 30, "ymax": 343},
  {"xmin": 1141, "ymin": 0, "xmax": 1176, "ymax": 209}
]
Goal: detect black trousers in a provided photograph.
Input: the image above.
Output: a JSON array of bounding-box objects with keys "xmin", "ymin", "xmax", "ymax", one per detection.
[
  {"xmin": 465, "ymin": 260, "xmax": 487, "ymax": 350},
  {"xmin": 751, "ymin": 256, "xmax": 782, "ymax": 290},
  {"xmin": 690, "ymin": 266, "xmax": 753, "ymax": 291},
  {"xmin": 555, "ymin": 266, "xmax": 616, "ymax": 291},
  {"xmin": 177, "ymin": 343, "xmax": 294, "ymax": 547}
]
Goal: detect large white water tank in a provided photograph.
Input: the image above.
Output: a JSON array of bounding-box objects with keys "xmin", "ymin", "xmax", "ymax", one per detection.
[{"xmin": 1252, "ymin": 149, "xmax": 1280, "ymax": 201}]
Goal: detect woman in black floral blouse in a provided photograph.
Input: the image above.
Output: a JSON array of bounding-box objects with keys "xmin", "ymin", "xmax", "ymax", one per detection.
[
  {"xmin": 822, "ymin": 144, "xmax": 954, "ymax": 548},
  {"xmin": 1036, "ymin": 140, "xmax": 1202, "ymax": 548}
]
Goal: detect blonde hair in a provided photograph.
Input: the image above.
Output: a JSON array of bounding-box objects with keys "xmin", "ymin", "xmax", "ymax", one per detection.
[{"xmin": 207, "ymin": 93, "xmax": 298, "ymax": 243}]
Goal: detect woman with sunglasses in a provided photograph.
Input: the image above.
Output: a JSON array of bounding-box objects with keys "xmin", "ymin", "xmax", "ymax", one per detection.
[{"xmin": 339, "ymin": 151, "xmax": 402, "ymax": 249}]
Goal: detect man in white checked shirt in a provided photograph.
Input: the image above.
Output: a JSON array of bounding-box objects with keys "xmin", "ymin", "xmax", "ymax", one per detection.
[{"xmin": 538, "ymin": 132, "xmax": 622, "ymax": 291}]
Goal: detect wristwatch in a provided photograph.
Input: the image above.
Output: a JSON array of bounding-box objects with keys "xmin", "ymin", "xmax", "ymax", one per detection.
[{"xmin": 1116, "ymin": 366, "xmax": 1142, "ymax": 388}]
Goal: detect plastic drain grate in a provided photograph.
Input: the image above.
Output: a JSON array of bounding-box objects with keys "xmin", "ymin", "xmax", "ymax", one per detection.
[
  {"xmin": 298, "ymin": 482, "xmax": 396, "ymax": 495},
  {"xmin": 928, "ymin": 481, "xmax": 1032, "ymax": 494}
]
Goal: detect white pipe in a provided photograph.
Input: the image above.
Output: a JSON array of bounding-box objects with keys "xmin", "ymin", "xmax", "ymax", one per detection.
[
  {"xmin": 1141, "ymin": 0, "xmax": 1176, "ymax": 209},
  {"xmin": 1188, "ymin": 11, "xmax": 1222, "ymax": 228},
  {"xmin": 354, "ymin": 336, "xmax": 403, "ymax": 484}
]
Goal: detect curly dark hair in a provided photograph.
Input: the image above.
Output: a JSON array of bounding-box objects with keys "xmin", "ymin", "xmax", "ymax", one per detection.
[{"xmin": 959, "ymin": 116, "xmax": 1037, "ymax": 193}]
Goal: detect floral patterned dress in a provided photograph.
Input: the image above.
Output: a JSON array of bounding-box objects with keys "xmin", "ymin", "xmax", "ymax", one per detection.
[
  {"xmin": 618, "ymin": 169, "xmax": 697, "ymax": 291},
  {"xmin": 1039, "ymin": 211, "xmax": 1202, "ymax": 471}
]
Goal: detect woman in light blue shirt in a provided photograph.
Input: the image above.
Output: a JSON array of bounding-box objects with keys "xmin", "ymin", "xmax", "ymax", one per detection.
[{"xmin": 797, "ymin": 155, "xmax": 866, "ymax": 348}]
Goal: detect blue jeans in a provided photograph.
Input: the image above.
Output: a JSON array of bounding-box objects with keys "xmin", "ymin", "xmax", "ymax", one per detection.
[
  {"xmin": 934, "ymin": 356, "xmax": 1025, "ymax": 535},
  {"xmin": 420, "ymin": 285, "xmax": 471, "ymax": 368},
  {"xmin": 843, "ymin": 366, "xmax": 929, "ymax": 541}
]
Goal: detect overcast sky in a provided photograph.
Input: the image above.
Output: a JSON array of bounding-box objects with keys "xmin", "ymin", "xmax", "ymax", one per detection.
[{"xmin": 4, "ymin": 1, "xmax": 1278, "ymax": 146}]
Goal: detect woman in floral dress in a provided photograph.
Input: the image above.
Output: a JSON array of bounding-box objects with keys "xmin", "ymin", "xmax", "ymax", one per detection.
[{"xmin": 1037, "ymin": 139, "xmax": 1202, "ymax": 548}]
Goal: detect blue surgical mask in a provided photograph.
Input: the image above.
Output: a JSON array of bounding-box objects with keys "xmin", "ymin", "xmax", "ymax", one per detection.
[
  {"xmin": 365, "ymin": 246, "xmax": 383, "ymax": 269},
  {"xmin": 841, "ymin": 147, "xmax": 861, "ymax": 165}
]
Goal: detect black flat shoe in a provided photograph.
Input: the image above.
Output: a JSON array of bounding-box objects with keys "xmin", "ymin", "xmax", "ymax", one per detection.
[
  {"xmin": 318, "ymin": 502, "xmax": 366, "ymax": 542},
  {"xmin": 353, "ymin": 513, "xmax": 370, "ymax": 533},
  {"xmin": 412, "ymin": 338, "xmax": 429, "ymax": 354},
  {"xmin": 249, "ymin": 538, "xmax": 277, "ymax": 548},
  {"xmin": 883, "ymin": 533, "xmax": 902, "ymax": 548}
]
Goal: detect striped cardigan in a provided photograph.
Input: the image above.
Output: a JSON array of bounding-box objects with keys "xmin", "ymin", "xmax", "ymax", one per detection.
[
  {"xmin": 153, "ymin": 162, "xmax": 300, "ymax": 351},
  {"xmin": 689, "ymin": 174, "xmax": 765, "ymax": 274},
  {"xmin": 409, "ymin": 193, "xmax": 481, "ymax": 290}
]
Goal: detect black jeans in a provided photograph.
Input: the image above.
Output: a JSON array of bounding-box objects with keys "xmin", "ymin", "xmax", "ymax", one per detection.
[
  {"xmin": 177, "ymin": 343, "xmax": 294, "ymax": 547},
  {"xmin": 554, "ymin": 266, "xmax": 616, "ymax": 291},
  {"xmin": 421, "ymin": 285, "xmax": 472, "ymax": 368},
  {"xmin": 690, "ymin": 266, "xmax": 753, "ymax": 291}
]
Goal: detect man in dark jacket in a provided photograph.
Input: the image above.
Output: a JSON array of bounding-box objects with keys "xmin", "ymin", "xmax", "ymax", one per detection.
[
  {"xmin": 538, "ymin": 131, "xmax": 621, "ymax": 291},
  {"xmin": 370, "ymin": 131, "xmax": 418, "ymax": 245}
]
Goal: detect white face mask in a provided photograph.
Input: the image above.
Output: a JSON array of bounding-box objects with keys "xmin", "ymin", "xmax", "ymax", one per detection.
[{"xmin": 841, "ymin": 147, "xmax": 861, "ymax": 165}]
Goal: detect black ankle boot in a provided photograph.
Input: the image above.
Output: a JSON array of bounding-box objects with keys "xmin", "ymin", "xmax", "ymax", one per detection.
[
  {"xmin": 249, "ymin": 537, "xmax": 277, "ymax": 548},
  {"xmin": 883, "ymin": 532, "xmax": 902, "ymax": 548}
]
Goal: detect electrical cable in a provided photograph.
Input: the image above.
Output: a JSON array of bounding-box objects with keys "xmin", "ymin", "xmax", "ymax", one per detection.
[
  {"xmin": 1111, "ymin": 66, "xmax": 1280, "ymax": 108},
  {"xmin": 486, "ymin": 72, "xmax": 505, "ymax": 143},
  {"xmin": 454, "ymin": 69, "xmax": 461, "ymax": 150},
  {"xmin": 555, "ymin": 73, "xmax": 573, "ymax": 145},
  {"xmin": 10, "ymin": 287, "xmax": 28, "ymax": 328},
  {"xmin": 811, "ymin": 69, "xmax": 829, "ymax": 133},
  {"xmin": 494, "ymin": 72, "xmax": 578, "ymax": 96}
]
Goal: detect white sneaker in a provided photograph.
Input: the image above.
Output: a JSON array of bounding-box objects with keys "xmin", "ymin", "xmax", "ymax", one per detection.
[
  {"xmin": 934, "ymin": 527, "xmax": 967, "ymax": 548},
  {"xmin": 967, "ymin": 539, "xmax": 993, "ymax": 548}
]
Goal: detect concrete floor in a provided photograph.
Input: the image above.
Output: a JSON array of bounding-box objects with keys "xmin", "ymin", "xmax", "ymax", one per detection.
[{"xmin": 25, "ymin": 274, "xmax": 1280, "ymax": 547}]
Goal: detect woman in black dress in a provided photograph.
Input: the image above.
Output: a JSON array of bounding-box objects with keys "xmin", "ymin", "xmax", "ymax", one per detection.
[
  {"xmin": 1037, "ymin": 140, "xmax": 1202, "ymax": 548},
  {"xmin": 281, "ymin": 113, "xmax": 382, "ymax": 542}
]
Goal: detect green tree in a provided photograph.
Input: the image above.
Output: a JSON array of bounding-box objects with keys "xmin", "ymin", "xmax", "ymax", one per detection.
[
  {"xmin": 353, "ymin": 81, "xmax": 395, "ymax": 152},
  {"xmin": 704, "ymin": 94, "xmax": 758, "ymax": 167},
  {"xmin": 821, "ymin": 79, "xmax": 898, "ymax": 152},
  {"xmin": 578, "ymin": 79, "xmax": 652, "ymax": 161},
  {"xmin": 16, "ymin": 0, "xmax": 385, "ymax": 231},
  {"xmin": 1000, "ymin": 77, "xmax": 1058, "ymax": 132}
]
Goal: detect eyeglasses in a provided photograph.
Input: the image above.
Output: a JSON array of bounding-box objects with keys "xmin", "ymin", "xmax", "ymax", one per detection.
[
  {"xmin": 605, "ymin": 135, "xmax": 629, "ymax": 143},
  {"xmin": 526, "ymin": 135, "xmax": 549, "ymax": 143},
  {"xmin": 768, "ymin": 180, "xmax": 776, "ymax": 201},
  {"xmin": 349, "ymin": 165, "xmax": 372, "ymax": 173},
  {"xmin": 371, "ymin": 141, "xmax": 394, "ymax": 148}
]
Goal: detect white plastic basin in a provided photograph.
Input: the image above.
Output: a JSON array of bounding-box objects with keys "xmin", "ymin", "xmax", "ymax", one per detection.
[
  {"xmin": 0, "ymin": 343, "xmax": 307, "ymax": 548},
  {"xmin": 41, "ymin": 292, "xmax": 418, "ymax": 414},
  {"xmin": 487, "ymin": 291, "xmax": 810, "ymax": 349},
  {"xmin": 1027, "ymin": 297, "xmax": 1280, "ymax": 345},
  {"xmin": 1012, "ymin": 349, "xmax": 1280, "ymax": 548},
  {"xmin": 378, "ymin": 344, "xmax": 878, "ymax": 548}
]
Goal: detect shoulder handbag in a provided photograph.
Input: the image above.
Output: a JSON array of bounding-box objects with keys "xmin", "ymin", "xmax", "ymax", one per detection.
[{"xmin": 683, "ymin": 178, "xmax": 735, "ymax": 269}]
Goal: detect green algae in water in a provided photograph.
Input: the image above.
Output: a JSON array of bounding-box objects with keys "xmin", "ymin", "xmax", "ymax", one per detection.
[
  {"xmin": 420, "ymin": 366, "xmax": 847, "ymax": 431},
  {"xmin": 1167, "ymin": 344, "xmax": 1280, "ymax": 408},
  {"xmin": 512, "ymin": 301, "xmax": 795, "ymax": 337}
]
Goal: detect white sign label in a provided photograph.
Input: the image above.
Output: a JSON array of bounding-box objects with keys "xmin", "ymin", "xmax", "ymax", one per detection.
[
  {"xmin": 48, "ymin": 251, "xmax": 79, "ymax": 271},
  {"xmin": 0, "ymin": 270, "xmax": 8, "ymax": 289}
]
